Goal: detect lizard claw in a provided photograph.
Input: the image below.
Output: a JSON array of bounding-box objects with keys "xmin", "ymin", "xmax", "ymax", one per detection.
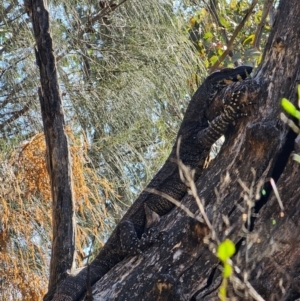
[{"xmin": 141, "ymin": 227, "xmax": 160, "ymax": 244}]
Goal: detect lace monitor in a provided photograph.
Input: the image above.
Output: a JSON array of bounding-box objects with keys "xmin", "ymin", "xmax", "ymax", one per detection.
[{"xmin": 45, "ymin": 66, "xmax": 253, "ymax": 301}]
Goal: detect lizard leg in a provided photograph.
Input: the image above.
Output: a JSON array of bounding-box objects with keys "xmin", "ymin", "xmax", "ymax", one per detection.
[
  {"xmin": 197, "ymin": 86, "xmax": 254, "ymax": 146},
  {"xmin": 119, "ymin": 220, "xmax": 161, "ymax": 256},
  {"xmin": 222, "ymin": 86, "xmax": 255, "ymax": 120}
]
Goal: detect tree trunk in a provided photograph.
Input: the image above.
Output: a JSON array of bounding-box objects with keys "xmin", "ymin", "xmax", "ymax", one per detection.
[
  {"xmin": 29, "ymin": 0, "xmax": 76, "ymax": 293},
  {"xmin": 90, "ymin": 0, "xmax": 300, "ymax": 299}
]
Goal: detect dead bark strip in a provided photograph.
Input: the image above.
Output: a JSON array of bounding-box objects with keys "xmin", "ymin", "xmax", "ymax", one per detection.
[{"xmin": 28, "ymin": 0, "xmax": 76, "ymax": 293}]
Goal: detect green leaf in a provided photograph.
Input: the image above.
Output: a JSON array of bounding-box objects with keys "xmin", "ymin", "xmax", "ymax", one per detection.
[
  {"xmin": 293, "ymin": 153, "xmax": 300, "ymax": 163},
  {"xmin": 243, "ymin": 34, "xmax": 255, "ymax": 45},
  {"xmin": 217, "ymin": 48, "xmax": 223, "ymax": 56},
  {"xmin": 219, "ymin": 16, "xmax": 230, "ymax": 28},
  {"xmin": 223, "ymin": 263, "xmax": 233, "ymax": 278},
  {"xmin": 204, "ymin": 58, "xmax": 209, "ymax": 68},
  {"xmin": 232, "ymin": 52, "xmax": 241, "ymax": 61},
  {"xmin": 281, "ymin": 98, "xmax": 300, "ymax": 119},
  {"xmin": 209, "ymin": 55, "xmax": 219, "ymax": 65},
  {"xmin": 219, "ymin": 285, "xmax": 226, "ymax": 297},
  {"xmin": 230, "ymin": 0, "xmax": 237, "ymax": 9},
  {"xmin": 203, "ymin": 32, "xmax": 213, "ymax": 40},
  {"xmin": 217, "ymin": 239, "xmax": 236, "ymax": 261},
  {"xmin": 244, "ymin": 48, "xmax": 261, "ymax": 57}
]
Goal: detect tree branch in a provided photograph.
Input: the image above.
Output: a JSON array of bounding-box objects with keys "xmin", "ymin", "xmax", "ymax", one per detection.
[
  {"xmin": 253, "ymin": 0, "xmax": 274, "ymax": 49},
  {"xmin": 26, "ymin": 0, "xmax": 76, "ymax": 296}
]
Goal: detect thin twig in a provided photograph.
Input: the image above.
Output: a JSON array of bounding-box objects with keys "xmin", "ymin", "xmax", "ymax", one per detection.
[
  {"xmin": 0, "ymin": 105, "xmax": 30, "ymax": 131},
  {"xmin": 176, "ymin": 137, "xmax": 216, "ymax": 239},
  {"xmin": 206, "ymin": 0, "xmax": 233, "ymax": 58},
  {"xmin": 146, "ymin": 188, "xmax": 204, "ymax": 223},
  {"xmin": 253, "ymin": 0, "xmax": 274, "ymax": 49},
  {"xmin": 209, "ymin": 0, "xmax": 259, "ymax": 73},
  {"xmin": 91, "ymin": 0, "xmax": 128, "ymax": 23},
  {"xmin": 270, "ymin": 178, "xmax": 284, "ymax": 213}
]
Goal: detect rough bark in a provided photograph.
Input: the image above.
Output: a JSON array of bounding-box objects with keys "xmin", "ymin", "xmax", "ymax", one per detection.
[
  {"xmin": 89, "ymin": 0, "xmax": 300, "ymax": 299},
  {"xmin": 28, "ymin": 0, "xmax": 76, "ymax": 293}
]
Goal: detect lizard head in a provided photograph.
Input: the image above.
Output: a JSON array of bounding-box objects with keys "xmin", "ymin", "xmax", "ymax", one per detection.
[
  {"xmin": 206, "ymin": 66, "xmax": 253, "ymax": 101},
  {"xmin": 207, "ymin": 65, "xmax": 253, "ymax": 84}
]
